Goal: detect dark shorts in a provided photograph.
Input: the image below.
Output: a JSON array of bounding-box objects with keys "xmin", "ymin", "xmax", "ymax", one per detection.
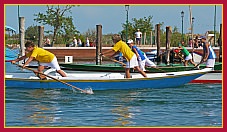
[{"xmin": 136, "ymin": 38, "xmax": 141, "ymax": 41}]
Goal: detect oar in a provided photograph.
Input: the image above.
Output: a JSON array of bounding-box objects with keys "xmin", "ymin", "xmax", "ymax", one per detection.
[
  {"xmin": 190, "ymin": 60, "xmax": 204, "ymax": 70},
  {"xmin": 147, "ymin": 66, "xmax": 166, "ymax": 73},
  {"xmin": 101, "ymin": 54, "xmax": 166, "ymax": 73},
  {"xmin": 101, "ymin": 54, "xmax": 126, "ymax": 66},
  {"xmin": 177, "ymin": 54, "xmax": 185, "ymax": 62},
  {"xmin": 5, "ymin": 60, "xmax": 13, "ymax": 62},
  {"xmin": 12, "ymin": 63, "xmax": 94, "ymax": 94}
]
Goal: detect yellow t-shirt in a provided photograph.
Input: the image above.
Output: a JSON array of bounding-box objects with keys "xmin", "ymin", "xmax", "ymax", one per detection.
[
  {"xmin": 112, "ymin": 40, "xmax": 134, "ymax": 61},
  {"xmin": 26, "ymin": 47, "xmax": 55, "ymax": 63}
]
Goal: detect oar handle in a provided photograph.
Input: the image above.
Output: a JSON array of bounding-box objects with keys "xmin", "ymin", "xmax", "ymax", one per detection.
[
  {"xmin": 101, "ymin": 54, "xmax": 166, "ymax": 73},
  {"xmin": 5, "ymin": 60, "xmax": 13, "ymax": 62},
  {"xmin": 12, "ymin": 63, "xmax": 92, "ymax": 94},
  {"xmin": 177, "ymin": 54, "xmax": 185, "ymax": 62},
  {"xmin": 101, "ymin": 55, "xmax": 126, "ymax": 66}
]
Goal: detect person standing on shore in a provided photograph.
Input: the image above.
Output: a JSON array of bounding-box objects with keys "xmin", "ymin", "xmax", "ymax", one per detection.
[
  {"xmin": 73, "ymin": 37, "xmax": 77, "ymax": 47},
  {"xmin": 86, "ymin": 37, "xmax": 90, "ymax": 47},
  {"xmin": 78, "ymin": 38, "xmax": 82, "ymax": 47},
  {"xmin": 11, "ymin": 41, "xmax": 67, "ymax": 80},
  {"xmin": 44, "ymin": 37, "xmax": 51, "ymax": 47},
  {"xmin": 135, "ymin": 29, "xmax": 142, "ymax": 46},
  {"xmin": 100, "ymin": 34, "xmax": 147, "ymax": 78}
]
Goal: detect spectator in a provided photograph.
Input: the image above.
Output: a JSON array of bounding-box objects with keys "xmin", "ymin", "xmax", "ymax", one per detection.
[
  {"xmin": 72, "ymin": 37, "xmax": 77, "ymax": 47},
  {"xmin": 78, "ymin": 38, "xmax": 82, "ymax": 47},
  {"xmin": 134, "ymin": 29, "xmax": 142, "ymax": 46},
  {"xmin": 44, "ymin": 37, "xmax": 51, "ymax": 47},
  {"xmin": 86, "ymin": 37, "xmax": 90, "ymax": 47},
  {"xmin": 194, "ymin": 36, "xmax": 199, "ymax": 48},
  {"xmin": 188, "ymin": 39, "xmax": 193, "ymax": 47}
]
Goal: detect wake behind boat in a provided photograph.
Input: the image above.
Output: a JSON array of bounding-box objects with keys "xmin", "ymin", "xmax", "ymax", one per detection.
[{"xmin": 5, "ymin": 68, "xmax": 212, "ymax": 91}]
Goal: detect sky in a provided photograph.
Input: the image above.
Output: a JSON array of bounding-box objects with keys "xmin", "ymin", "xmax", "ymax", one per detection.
[{"xmin": 5, "ymin": 4, "xmax": 222, "ymax": 35}]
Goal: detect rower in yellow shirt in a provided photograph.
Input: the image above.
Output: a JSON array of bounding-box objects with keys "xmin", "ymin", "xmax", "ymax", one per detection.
[
  {"xmin": 11, "ymin": 41, "xmax": 66, "ymax": 79},
  {"xmin": 100, "ymin": 34, "xmax": 147, "ymax": 78}
]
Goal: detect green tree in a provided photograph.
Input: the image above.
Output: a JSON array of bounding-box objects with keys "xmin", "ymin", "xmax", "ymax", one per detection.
[
  {"xmin": 102, "ymin": 33, "xmax": 114, "ymax": 46},
  {"xmin": 171, "ymin": 26, "xmax": 182, "ymax": 47},
  {"xmin": 121, "ymin": 15, "xmax": 154, "ymax": 42},
  {"xmin": 83, "ymin": 28, "xmax": 96, "ymax": 43},
  {"xmin": 25, "ymin": 25, "xmax": 39, "ymax": 42},
  {"xmin": 34, "ymin": 5, "xmax": 78, "ymax": 46},
  {"xmin": 158, "ymin": 22, "xmax": 182, "ymax": 47}
]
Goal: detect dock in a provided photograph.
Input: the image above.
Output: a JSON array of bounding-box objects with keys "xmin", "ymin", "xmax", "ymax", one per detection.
[{"xmin": 43, "ymin": 46, "xmax": 221, "ymax": 63}]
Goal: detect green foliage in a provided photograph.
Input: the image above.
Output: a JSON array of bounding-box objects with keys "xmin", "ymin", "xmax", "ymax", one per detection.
[
  {"xmin": 121, "ymin": 15, "xmax": 154, "ymax": 40},
  {"xmin": 34, "ymin": 5, "xmax": 78, "ymax": 46},
  {"xmin": 121, "ymin": 18, "xmax": 188, "ymax": 47},
  {"xmin": 102, "ymin": 34, "xmax": 114, "ymax": 46},
  {"xmin": 5, "ymin": 33, "xmax": 19, "ymax": 45},
  {"xmin": 82, "ymin": 28, "xmax": 96, "ymax": 42},
  {"xmin": 82, "ymin": 29, "xmax": 114, "ymax": 46},
  {"xmin": 25, "ymin": 25, "xmax": 39, "ymax": 42}
]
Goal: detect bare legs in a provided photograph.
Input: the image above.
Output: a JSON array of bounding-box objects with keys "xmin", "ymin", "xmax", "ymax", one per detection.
[
  {"xmin": 56, "ymin": 70, "xmax": 67, "ymax": 77},
  {"xmin": 184, "ymin": 59, "xmax": 197, "ymax": 67},
  {"xmin": 125, "ymin": 67, "xmax": 147, "ymax": 78},
  {"xmin": 36, "ymin": 65, "xmax": 67, "ymax": 79}
]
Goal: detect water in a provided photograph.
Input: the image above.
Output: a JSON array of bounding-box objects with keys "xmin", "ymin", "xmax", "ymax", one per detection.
[{"xmin": 5, "ymin": 62, "xmax": 222, "ymax": 127}]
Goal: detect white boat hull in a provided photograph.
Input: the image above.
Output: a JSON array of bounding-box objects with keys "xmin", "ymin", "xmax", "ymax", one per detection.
[{"xmin": 190, "ymin": 72, "xmax": 222, "ymax": 83}]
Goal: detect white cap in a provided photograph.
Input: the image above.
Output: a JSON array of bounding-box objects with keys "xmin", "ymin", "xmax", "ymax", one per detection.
[{"xmin": 127, "ymin": 39, "xmax": 133, "ymax": 44}]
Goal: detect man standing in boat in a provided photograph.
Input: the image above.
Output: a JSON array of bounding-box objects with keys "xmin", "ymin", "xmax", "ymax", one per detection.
[
  {"xmin": 100, "ymin": 34, "xmax": 147, "ymax": 78},
  {"xmin": 200, "ymin": 36, "xmax": 216, "ymax": 68},
  {"xmin": 11, "ymin": 41, "xmax": 67, "ymax": 80},
  {"xmin": 127, "ymin": 39, "xmax": 156, "ymax": 71},
  {"xmin": 176, "ymin": 41, "xmax": 197, "ymax": 67}
]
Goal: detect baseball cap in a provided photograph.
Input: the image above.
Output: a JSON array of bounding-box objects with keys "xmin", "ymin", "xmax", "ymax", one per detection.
[
  {"xmin": 200, "ymin": 36, "xmax": 206, "ymax": 39},
  {"xmin": 127, "ymin": 39, "xmax": 133, "ymax": 44}
]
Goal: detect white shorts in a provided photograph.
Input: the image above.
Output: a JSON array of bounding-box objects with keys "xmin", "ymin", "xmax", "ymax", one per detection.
[
  {"xmin": 139, "ymin": 55, "xmax": 156, "ymax": 71},
  {"xmin": 185, "ymin": 54, "xmax": 192, "ymax": 60},
  {"xmin": 144, "ymin": 54, "xmax": 156, "ymax": 67},
  {"xmin": 126, "ymin": 54, "xmax": 139, "ymax": 68},
  {"xmin": 206, "ymin": 59, "xmax": 216, "ymax": 68},
  {"xmin": 139, "ymin": 59, "xmax": 146, "ymax": 71},
  {"xmin": 39, "ymin": 56, "xmax": 61, "ymax": 70}
]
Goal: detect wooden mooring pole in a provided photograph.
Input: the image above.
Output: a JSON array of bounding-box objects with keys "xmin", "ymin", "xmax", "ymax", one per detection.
[
  {"xmin": 38, "ymin": 26, "xmax": 44, "ymax": 47},
  {"xmin": 96, "ymin": 25, "xmax": 102, "ymax": 65},
  {"xmin": 166, "ymin": 26, "xmax": 172, "ymax": 65},
  {"xmin": 156, "ymin": 24, "xmax": 161, "ymax": 65},
  {"xmin": 218, "ymin": 24, "xmax": 222, "ymax": 62},
  {"xmin": 19, "ymin": 17, "xmax": 25, "ymax": 57}
]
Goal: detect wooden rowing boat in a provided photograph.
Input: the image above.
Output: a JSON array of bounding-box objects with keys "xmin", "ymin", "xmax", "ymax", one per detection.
[
  {"xmin": 59, "ymin": 62, "xmax": 222, "ymax": 73},
  {"xmin": 5, "ymin": 68, "xmax": 212, "ymax": 91}
]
